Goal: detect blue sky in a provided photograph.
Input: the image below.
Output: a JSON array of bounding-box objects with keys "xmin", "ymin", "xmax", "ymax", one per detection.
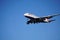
[{"xmin": 0, "ymin": 0, "xmax": 60, "ymax": 40}]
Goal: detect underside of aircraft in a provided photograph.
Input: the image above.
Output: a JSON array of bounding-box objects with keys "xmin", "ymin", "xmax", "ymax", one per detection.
[{"xmin": 24, "ymin": 13, "xmax": 60, "ymax": 24}]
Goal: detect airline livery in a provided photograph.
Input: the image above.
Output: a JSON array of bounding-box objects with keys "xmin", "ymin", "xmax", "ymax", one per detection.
[{"xmin": 24, "ymin": 13, "xmax": 60, "ymax": 24}]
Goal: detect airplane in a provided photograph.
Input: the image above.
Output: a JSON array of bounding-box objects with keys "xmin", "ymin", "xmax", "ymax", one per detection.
[{"xmin": 24, "ymin": 13, "xmax": 60, "ymax": 24}]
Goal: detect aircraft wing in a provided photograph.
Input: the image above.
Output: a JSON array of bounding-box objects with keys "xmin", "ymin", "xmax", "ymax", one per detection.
[{"xmin": 41, "ymin": 14, "xmax": 60, "ymax": 19}]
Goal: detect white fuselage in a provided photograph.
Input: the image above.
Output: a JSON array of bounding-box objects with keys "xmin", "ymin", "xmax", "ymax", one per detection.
[{"xmin": 24, "ymin": 13, "xmax": 40, "ymax": 18}]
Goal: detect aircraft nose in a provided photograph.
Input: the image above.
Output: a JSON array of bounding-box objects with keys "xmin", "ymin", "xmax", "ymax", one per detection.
[
  {"xmin": 24, "ymin": 13, "xmax": 29, "ymax": 16},
  {"xmin": 24, "ymin": 14, "xmax": 26, "ymax": 16}
]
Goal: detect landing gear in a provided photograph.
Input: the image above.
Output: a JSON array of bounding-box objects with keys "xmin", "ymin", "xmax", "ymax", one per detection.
[
  {"xmin": 26, "ymin": 21, "xmax": 33, "ymax": 24},
  {"xmin": 26, "ymin": 21, "xmax": 30, "ymax": 24},
  {"xmin": 26, "ymin": 19, "xmax": 41, "ymax": 24},
  {"xmin": 27, "ymin": 22, "xmax": 29, "ymax": 24}
]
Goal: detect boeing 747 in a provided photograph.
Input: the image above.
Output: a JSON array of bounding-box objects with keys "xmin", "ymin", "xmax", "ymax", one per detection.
[{"xmin": 24, "ymin": 13, "xmax": 60, "ymax": 24}]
